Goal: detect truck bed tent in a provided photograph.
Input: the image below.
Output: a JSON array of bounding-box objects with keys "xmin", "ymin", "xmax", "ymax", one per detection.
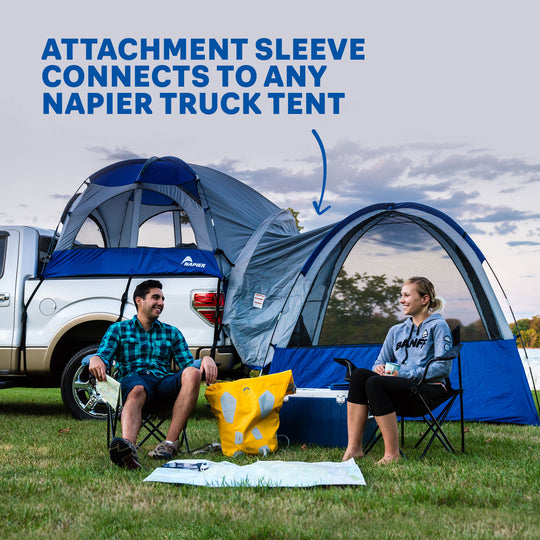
[
  {"xmin": 44, "ymin": 156, "xmax": 283, "ymax": 279},
  {"xmin": 225, "ymin": 202, "xmax": 539, "ymax": 425}
]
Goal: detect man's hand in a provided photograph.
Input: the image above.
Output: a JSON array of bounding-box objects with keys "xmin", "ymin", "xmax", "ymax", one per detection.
[
  {"xmin": 200, "ymin": 356, "xmax": 218, "ymax": 385},
  {"xmin": 88, "ymin": 355, "xmax": 107, "ymax": 382}
]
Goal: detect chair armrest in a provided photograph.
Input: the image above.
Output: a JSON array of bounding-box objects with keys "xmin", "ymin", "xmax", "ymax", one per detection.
[
  {"xmin": 334, "ymin": 357, "xmax": 358, "ymax": 382},
  {"xmin": 416, "ymin": 343, "xmax": 462, "ymax": 386}
]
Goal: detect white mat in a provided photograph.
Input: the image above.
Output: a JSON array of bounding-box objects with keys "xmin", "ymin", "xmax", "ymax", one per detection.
[{"xmin": 144, "ymin": 458, "xmax": 365, "ymax": 487}]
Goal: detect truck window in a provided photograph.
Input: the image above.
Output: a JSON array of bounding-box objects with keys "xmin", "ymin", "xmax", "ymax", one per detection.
[
  {"xmin": 138, "ymin": 210, "xmax": 197, "ymax": 248},
  {"xmin": 0, "ymin": 232, "xmax": 7, "ymax": 278},
  {"xmin": 37, "ymin": 234, "xmax": 55, "ymax": 276}
]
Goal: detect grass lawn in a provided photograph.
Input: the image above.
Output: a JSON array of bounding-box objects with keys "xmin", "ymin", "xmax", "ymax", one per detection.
[{"xmin": 1, "ymin": 387, "xmax": 539, "ymax": 539}]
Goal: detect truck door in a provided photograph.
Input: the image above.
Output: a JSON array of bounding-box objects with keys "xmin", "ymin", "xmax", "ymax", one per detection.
[{"xmin": 0, "ymin": 229, "xmax": 19, "ymax": 372}]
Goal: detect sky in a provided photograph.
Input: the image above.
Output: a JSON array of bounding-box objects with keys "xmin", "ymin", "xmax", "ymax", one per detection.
[{"xmin": 1, "ymin": 0, "xmax": 539, "ymax": 320}]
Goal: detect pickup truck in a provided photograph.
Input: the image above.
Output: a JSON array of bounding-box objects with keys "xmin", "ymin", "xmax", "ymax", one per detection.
[{"xmin": 0, "ymin": 225, "xmax": 233, "ymax": 420}]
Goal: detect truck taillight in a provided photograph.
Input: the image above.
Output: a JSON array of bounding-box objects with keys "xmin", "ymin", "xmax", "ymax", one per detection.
[{"xmin": 191, "ymin": 291, "xmax": 224, "ymax": 325}]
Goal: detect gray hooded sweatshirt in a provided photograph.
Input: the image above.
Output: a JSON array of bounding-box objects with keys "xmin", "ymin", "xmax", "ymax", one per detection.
[{"xmin": 372, "ymin": 313, "xmax": 453, "ymax": 384}]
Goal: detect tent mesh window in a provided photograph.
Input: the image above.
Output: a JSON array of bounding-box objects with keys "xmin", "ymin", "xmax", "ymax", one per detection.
[
  {"xmin": 72, "ymin": 196, "xmax": 197, "ymax": 250},
  {"xmin": 297, "ymin": 216, "xmax": 489, "ymax": 347},
  {"xmin": 74, "ymin": 217, "xmax": 105, "ymax": 248},
  {"xmin": 137, "ymin": 210, "xmax": 196, "ymax": 249}
]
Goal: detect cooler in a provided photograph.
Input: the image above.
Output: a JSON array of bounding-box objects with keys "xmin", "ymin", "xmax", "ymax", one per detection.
[{"xmin": 278, "ymin": 387, "xmax": 376, "ymax": 448}]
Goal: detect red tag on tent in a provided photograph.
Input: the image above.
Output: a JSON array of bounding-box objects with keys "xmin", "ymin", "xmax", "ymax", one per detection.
[{"xmin": 253, "ymin": 293, "xmax": 265, "ymax": 309}]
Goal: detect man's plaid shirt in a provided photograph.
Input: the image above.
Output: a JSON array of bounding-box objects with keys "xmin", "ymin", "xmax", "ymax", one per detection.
[{"xmin": 96, "ymin": 316, "xmax": 194, "ymax": 381}]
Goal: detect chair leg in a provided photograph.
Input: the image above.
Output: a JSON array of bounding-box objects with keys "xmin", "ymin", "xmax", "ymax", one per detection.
[
  {"xmin": 107, "ymin": 403, "xmax": 121, "ymax": 448},
  {"xmin": 363, "ymin": 420, "xmax": 408, "ymax": 459},
  {"xmin": 370, "ymin": 395, "xmax": 463, "ymax": 460},
  {"xmin": 414, "ymin": 395, "xmax": 459, "ymax": 459},
  {"xmin": 107, "ymin": 404, "xmax": 112, "ymax": 447},
  {"xmin": 105, "ymin": 391, "xmax": 191, "ymax": 454},
  {"xmin": 136, "ymin": 413, "xmax": 190, "ymax": 454},
  {"xmin": 459, "ymin": 392, "xmax": 465, "ymax": 454},
  {"xmin": 137, "ymin": 414, "xmax": 170, "ymax": 448},
  {"xmin": 427, "ymin": 405, "xmax": 456, "ymax": 452},
  {"xmin": 363, "ymin": 428, "xmax": 381, "ymax": 455},
  {"xmin": 415, "ymin": 414, "xmax": 453, "ymax": 453},
  {"xmin": 179, "ymin": 426, "xmax": 190, "ymax": 453}
]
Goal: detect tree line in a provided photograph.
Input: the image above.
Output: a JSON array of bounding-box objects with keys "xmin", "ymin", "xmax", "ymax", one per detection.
[{"xmin": 510, "ymin": 316, "xmax": 540, "ymax": 348}]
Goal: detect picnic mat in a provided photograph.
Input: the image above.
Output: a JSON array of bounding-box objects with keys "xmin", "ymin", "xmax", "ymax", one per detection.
[{"xmin": 144, "ymin": 458, "xmax": 365, "ymax": 487}]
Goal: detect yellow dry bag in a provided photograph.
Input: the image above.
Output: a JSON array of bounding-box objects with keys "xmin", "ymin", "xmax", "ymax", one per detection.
[{"xmin": 205, "ymin": 370, "xmax": 295, "ymax": 457}]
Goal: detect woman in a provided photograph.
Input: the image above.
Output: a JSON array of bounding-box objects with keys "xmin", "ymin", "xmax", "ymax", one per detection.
[{"xmin": 342, "ymin": 276, "xmax": 453, "ymax": 465}]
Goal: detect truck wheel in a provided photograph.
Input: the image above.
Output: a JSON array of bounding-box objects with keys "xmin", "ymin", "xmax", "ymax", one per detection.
[{"xmin": 61, "ymin": 344, "xmax": 110, "ymax": 420}]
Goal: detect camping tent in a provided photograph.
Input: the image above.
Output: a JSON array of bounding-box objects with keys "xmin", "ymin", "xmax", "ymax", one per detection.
[
  {"xmin": 44, "ymin": 156, "xmax": 283, "ymax": 279},
  {"xmin": 224, "ymin": 202, "xmax": 539, "ymax": 425},
  {"xmin": 42, "ymin": 157, "xmax": 538, "ymax": 425}
]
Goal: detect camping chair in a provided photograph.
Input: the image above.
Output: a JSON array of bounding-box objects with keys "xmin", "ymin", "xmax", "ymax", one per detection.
[
  {"xmin": 105, "ymin": 388, "xmax": 190, "ymax": 453},
  {"xmin": 80, "ymin": 355, "xmax": 190, "ymax": 453},
  {"xmin": 334, "ymin": 325, "xmax": 465, "ymax": 459}
]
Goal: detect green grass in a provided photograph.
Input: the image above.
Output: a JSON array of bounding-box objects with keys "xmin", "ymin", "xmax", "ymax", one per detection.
[{"xmin": 1, "ymin": 387, "xmax": 539, "ymax": 539}]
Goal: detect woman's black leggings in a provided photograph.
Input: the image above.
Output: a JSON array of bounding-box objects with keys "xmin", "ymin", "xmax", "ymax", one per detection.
[{"xmin": 347, "ymin": 368, "xmax": 448, "ymax": 417}]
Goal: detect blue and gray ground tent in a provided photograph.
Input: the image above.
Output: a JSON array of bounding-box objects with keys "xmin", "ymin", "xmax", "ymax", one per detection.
[{"xmin": 224, "ymin": 202, "xmax": 539, "ymax": 425}]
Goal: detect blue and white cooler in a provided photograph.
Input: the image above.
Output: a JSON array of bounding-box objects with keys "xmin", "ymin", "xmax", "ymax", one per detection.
[{"xmin": 277, "ymin": 387, "xmax": 376, "ymax": 448}]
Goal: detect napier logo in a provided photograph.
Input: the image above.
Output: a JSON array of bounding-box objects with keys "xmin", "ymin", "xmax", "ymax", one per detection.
[{"xmin": 181, "ymin": 256, "xmax": 206, "ymax": 269}]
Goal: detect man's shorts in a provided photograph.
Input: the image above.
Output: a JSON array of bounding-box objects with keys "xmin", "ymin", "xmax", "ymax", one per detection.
[{"xmin": 120, "ymin": 371, "xmax": 185, "ymax": 406}]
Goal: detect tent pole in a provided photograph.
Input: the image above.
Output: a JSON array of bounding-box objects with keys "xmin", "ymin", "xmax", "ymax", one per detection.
[{"xmin": 130, "ymin": 188, "xmax": 142, "ymax": 248}]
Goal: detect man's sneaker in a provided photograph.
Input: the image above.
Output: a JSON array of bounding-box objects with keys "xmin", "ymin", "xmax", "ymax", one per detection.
[
  {"xmin": 148, "ymin": 440, "xmax": 180, "ymax": 459},
  {"xmin": 109, "ymin": 437, "xmax": 142, "ymax": 470}
]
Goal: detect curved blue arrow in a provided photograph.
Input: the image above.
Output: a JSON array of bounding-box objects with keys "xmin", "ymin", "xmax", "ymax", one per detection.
[{"xmin": 311, "ymin": 129, "xmax": 331, "ymax": 215}]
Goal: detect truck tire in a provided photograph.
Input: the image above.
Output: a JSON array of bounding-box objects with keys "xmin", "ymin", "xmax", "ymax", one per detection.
[{"xmin": 60, "ymin": 344, "xmax": 110, "ymax": 420}]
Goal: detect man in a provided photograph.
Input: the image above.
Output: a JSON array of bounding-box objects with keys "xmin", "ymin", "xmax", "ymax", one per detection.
[{"xmin": 89, "ymin": 279, "xmax": 218, "ymax": 469}]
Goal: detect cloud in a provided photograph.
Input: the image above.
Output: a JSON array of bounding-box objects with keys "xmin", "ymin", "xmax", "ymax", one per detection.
[
  {"xmin": 507, "ymin": 241, "xmax": 540, "ymax": 247},
  {"xmin": 495, "ymin": 222, "xmax": 518, "ymax": 235},
  {"xmin": 87, "ymin": 146, "xmax": 141, "ymax": 161},
  {"xmin": 212, "ymin": 141, "xmax": 540, "ymax": 239},
  {"xmin": 327, "ymin": 140, "xmax": 466, "ymax": 163},
  {"xmin": 500, "ymin": 186, "xmax": 521, "ymax": 194},
  {"xmin": 474, "ymin": 207, "xmax": 540, "ymax": 223},
  {"xmin": 425, "ymin": 190, "xmax": 480, "ymax": 211},
  {"xmin": 458, "ymin": 222, "xmax": 486, "ymax": 235},
  {"xmin": 409, "ymin": 153, "xmax": 540, "ymax": 181}
]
